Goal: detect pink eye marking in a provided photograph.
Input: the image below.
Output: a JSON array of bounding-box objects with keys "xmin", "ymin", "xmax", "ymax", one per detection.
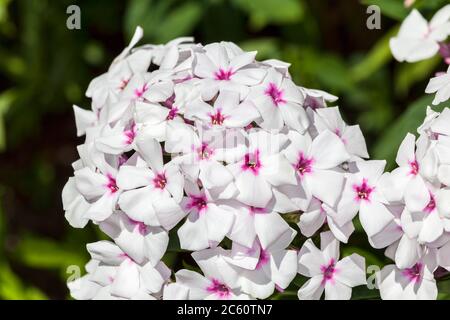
[
  {"xmin": 264, "ymin": 82, "xmax": 286, "ymax": 106},
  {"xmin": 187, "ymin": 194, "xmax": 208, "ymax": 213},
  {"xmin": 249, "ymin": 206, "xmax": 266, "ymax": 216},
  {"xmin": 209, "ymin": 109, "xmax": 227, "ymax": 125},
  {"xmin": 153, "ymin": 172, "xmax": 167, "ymax": 189},
  {"xmin": 166, "ymin": 107, "xmax": 179, "ymax": 120},
  {"xmin": 255, "ymin": 248, "xmax": 270, "ymax": 269},
  {"xmin": 134, "ymin": 83, "xmax": 149, "ymax": 98},
  {"xmin": 295, "ymin": 152, "xmax": 314, "ymax": 177},
  {"xmin": 409, "ymin": 160, "xmax": 419, "ymax": 176},
  {"xmin": 206, "ymin": 279, "xmax": 231, "ymax": 299},
  {"xmin": 196, "ymin": 142, "xmax": 214, "ymax": 160},
  {"xmin": 320, "ymin": 258, "xmax": 336, "ymax": 284},
  {"xmin": 353, "ymin": 178, "xmax": 374, "ymax": 202},
  {"xmin": 118, "ymin": 78, "xmax": 130, "ymax": 91},
  {"xmin": 214, "ymin": 68, "xmax": 234, "ymax": 81},
  {"xmin": 124, "ymin": 124, "xmax": 137, "ymax": 145},
  {"xmin": 424, "ymin": 193, "xmax": 436, "ymax": 214},
  {"xmin": 128, "ymin": 217, "xmax": 148, "ymax": 235},
  {"xmin": 106, "ymin": 174, "xmax": 119, "ymax": 194},
  {"xmin": 402, "ymin": 263, "xmax": 422, "ymax": 283},
  {"xmin": 241, "ymin": 150, "xmax": 261, "ymax": 175}
]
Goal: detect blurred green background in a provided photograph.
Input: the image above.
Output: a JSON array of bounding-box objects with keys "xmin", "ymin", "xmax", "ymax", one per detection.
[{"xmin": 0, "ymin": 0, "xmax": 449, "ymax": 299}]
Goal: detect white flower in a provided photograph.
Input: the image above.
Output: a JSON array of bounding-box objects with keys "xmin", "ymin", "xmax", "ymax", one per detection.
[
  {"xmin": 228, "ymin": 129, "xmax": 297, "ymax": 208},
  {"xmin": 390, "ymin": 6, "xmax": 450, "ymax": 62},
  {"xmin": 247, "ymin": 68, "xmax": 307, "ymax": 132},
  {"xmin": 282, "ymin": 130, "xmax": 350, "ymax": 209},
  {"xmin": 164, "ymin": 247, "xmax": 251, "ymax": 300},
  {"xmin": 177, "ymin": 181, "xmax": 235, "ymax": 251},
  {"xmin": 224, "ymin": 231, "xmax": 298, "ymax": 299},
  {"xmin": 336, "ymin": 160, "xmax": 394, "ymax": 237},
  {"xmin": 194, "ymin": 42, "xmax": 266, "ymax": 100},
  {"xmin": 68, "ymin": 240, "xmax": 170, "ymax": 300},
  {"xmin": 377, "ymin": 249, "xmax": 438, "ymax": 300},
  {"xmin": 117, "ymin": 137, "xmax": 185, "ymax": 229},
  {"xmin": 297, "ymin": 231, "xmax": 366, "ymax": 300},
  {"xmin": 425, "ymin": 66, "xmax": 450, "ymax": 105}
]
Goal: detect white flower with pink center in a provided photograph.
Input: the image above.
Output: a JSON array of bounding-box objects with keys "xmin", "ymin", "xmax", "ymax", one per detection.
[
  {"xmin": 164, "ymin": 247, "xmax": 250, "ymax": 300},
  {"xmin": 336, "ymin": 160, "xmax": 394, "ymax": 237},
  {"xmin": 282, "ymin": 130, "xmax": 350, "ymax": 209},
  {"xmin": 312, "ymin": 106, "xmax": 369, "ymax": 159},
  {"xmin": 68, "ymin": 240, "xmax": 171, "ymax": 300},
  {"xmin": 223, "ymin": 231, "xmax": 298, "ymax": 299},
  {"xmin": 377, "ymin": 249, "xmax": 438, "ymax": 300},
  {"xmin": 228, "ymin": 129, "xmax": 297, "ymax": 208},
  {"xmin": 177, "ymin": 181, "xmax": 235, "ymax": 250},
  {"xmin": 194, "ymin": 42, "xmax": 266, "ymax": 100},
  {"xmin": 73, "ymin": 157, "xmax": 122, "ymax": 222},
  {"xmin": 297, "ymin": 232, "xmax": 366, "ymax": 300},
  {"xmin": 185, "ymin": 89, "xmax": 260, "ymax": 128},
  {"xmin": 117, "ymin": 138, "xmax": 185, "ymax": 229},
  {"xmin": 390, "ymin": 6, "xmax": 450, "ymax": 63},
  {"xmin": 247, "ymin": 68, "xmax": 308, "ymax": 132}
]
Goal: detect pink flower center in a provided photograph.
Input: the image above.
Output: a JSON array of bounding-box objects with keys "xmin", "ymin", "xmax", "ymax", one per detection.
[
  {"xmin": 402, "ymin": 263, "xmax": 422, "ymax": 283},
  {"xmin": 265, "ymin": 82, "xmax": 286, "ymax": 106},
  {"xmin": 196, "ymin": 142, "xmax": 214, "ymax": 160},
  {"xmin": 124, "ymin": 124, "xmax": 136, "ymax": 145},
  {"xmin": 106, "ymin": 174, "xmax": 119, "ymax": 194},
  {"xmin": 409, "ymin": 160, "xmax": 419, "ymax": 176},
  {"xmin": 209, "ymin": 110, "xmax": 227, "ymax": 125},
  {"xmin": 424, "ymin": 193, "xmax": 436, "ymax": 214},
  {"xmin": 187, "ymin": 194, "xmax": 208, "ymax": 213},
  {"xmin": 118, "ymin": 78, "xmax": 130, "ymax": 91},
  {"xmin": 320, "ymin": 259, "xmax": 336, "ymax": 284},
  {"xmin": 256, "ymin": 248, "xmax": 270, "ymax": 269},
  {"xmin": 249, "ymin": 206, "xmax": 266, "ymax": 216},
  {"xmin": 166, "ymin": 107, "xmax": 179, "ymax": 120},
  {"xmin": 134, "ymin": 83, "xmax": 149, "ymax": 99},
  {"xmin": 153, "ymin": 172, "xmax": 167, "ymax": 189},
  {"xmin": 206, "ymin": 279, "xmax": 231, "ymax": 299},
  {"xmin": 295, "ymin": 153, "xmax": 314, "ymax": 177},
  {"xmin": 241, "ymin": 150, "xmax": 261, "ymax": 175},
  {"xmin": 353, "ymin": 178, "xmax": 374, "ymax": 202},
  {"xmin": 128, "ymin": 217, "xmax": 148, "ymax": 235},
  {"xmin": 214, "ymin": 68, "xmax": 234, "ymax": 81}
]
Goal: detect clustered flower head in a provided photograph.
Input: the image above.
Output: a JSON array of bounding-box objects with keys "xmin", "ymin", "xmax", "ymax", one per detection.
[{"xmin": 64, "ymin": 16, "xmax": 450, "ymax": 300}]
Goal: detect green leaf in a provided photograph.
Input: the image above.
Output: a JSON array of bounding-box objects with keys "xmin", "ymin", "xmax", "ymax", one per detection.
[
  {"xmin": 232, "ymin": 0, "xmax": 303, "ymax": 30},
  {"xmin": 14, "ymin": 234, "xmax": 88, "ymax": 272},
  {"xmin": 350, "ymin": 26, "xmax": 398, "ymax": 83},
  {"xmin": 373, "ymin": 96, "xmax": 448, "ymax": 169},
  {"xmin": 0, "ymin": 263, "xmax": 47, "ymax": 300},
  {"xmin": 361, "ymin": 0, "xmax": 408, "ymax": 21},
  {"xmin": 155, "ymin": 1, "xmax": 203, "ymax": 43},
  {"xmin": 351, "ymin": 285, "xmax": 380, "ymax": 300},
  {"xmin": 239, "ymin": 38, "xmax": 281, "ymax": 61},
  {"xmin": 0, "ymin": 89, "xmax": 16, "ymax": 152},
  {"xmin": 394, "ymin": 56, "xmax": 440, "ymax": 96}
]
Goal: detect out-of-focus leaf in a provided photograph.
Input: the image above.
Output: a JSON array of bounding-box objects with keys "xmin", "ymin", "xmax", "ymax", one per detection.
[
  {"xmin": 0, "ymin": 89, "xmax": 16, "ymax": 152},
  {"xmin": 373, "ymin": 95, "xmax": 448, "ymax": 169},
  {"xmin": 352, "ymin": 285, "xmax": 380, "ymax": 300},
  {"xmin": 0, "ymin": 263, "xmax": 47, "ymax": 300},
  {"xmin": 361, "ymin": 0, "xmax": 408, "ymax": 21},
  {"xmin": 155, "ymin": 1, "xmax": 203, "ymax": 43},
  {"xmin": 351, "ymin": 26, "xmax": 398, "ymax": 83},
  {"xmin": 239, "ymin": 38, "xmax": 281, "ymax": 61},
  {"xmin": 14, "ymin": 234, "xmax": 88, "ymax": 272},
  {"xmin": 395, "ymin": 56, "xmax": 440, "ymax": 96},
  {"xmin": 232, "ymin": 0, "xmax": 303, "ymax": 29},
  {"xmin": 438, "ymin": 278, "xmax": 450, "ymax": 300}
]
